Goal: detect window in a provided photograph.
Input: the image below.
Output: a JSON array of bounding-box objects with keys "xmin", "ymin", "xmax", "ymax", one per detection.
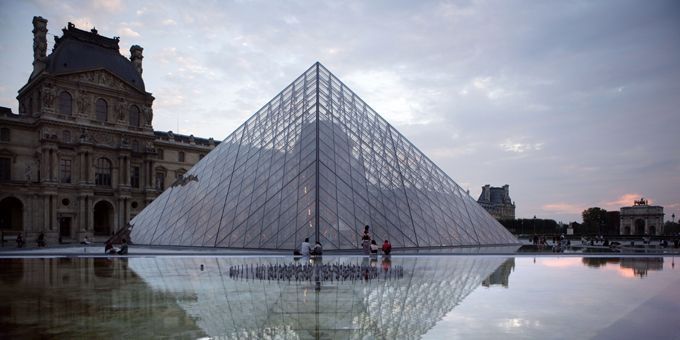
[
  {"xmin": 199, "ymin": 154, "xmax": 205, "ymax": 160},
  {"xmin": 95, "ymin": 99, "xmax": 108, "ymax": 122},
  {"xmin": 0, "ymin": 157, "xmax": 10, "ymax": 181},
  {"xmin": 175, "ymin": 169, "xmax": 186, "ymax": 179},
  {"xmin": 58, "ymin": 91, "xmax": 72, "ymax": 115},
  {"xmin": 132, "ymin": 140, "xmax": 139, "ymax": 153},
  {"xmin": 155, "ymin": 172, "xmax": 165, "ymax": 190},
  {"xmin": 0, "ymin": 128, "xmax": 9, "ymax": 142},
  {"xmin": 131, "ymin": 166, "xmax": 140, "ymax": 188},
  {"xmin": 178, "ymin": 151, "xmax": 185, "ymax": 162},
  {"xmin": 94, "ymin": 158, "xmax": 112, "ymax": 186},
  {"xmin": 62, "ymin": 130, "xmax": 71, "ymax": 143},
  {"xmin": 59, "ymin": 159, "xmax": 71, "ymax": 183},
  {"xmin": 129, "ymin": 105, "xmax": 140, "ymax": 127},
  {"xmin": 157, "ymin": 148, "xmax": 164, "ymax": 160}
]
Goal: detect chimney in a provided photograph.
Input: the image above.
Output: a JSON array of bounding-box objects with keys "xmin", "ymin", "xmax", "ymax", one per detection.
[
  {"xmin": 482, "ymin": 185, "xmax": 491, "ymax": 202},
  {"xmin": 31, "ymin": 16, "xmax": 48, "ymax": 77},
  {"xmin": 130, "ymin": 45, "xmax": 143, "ymax": 75}
]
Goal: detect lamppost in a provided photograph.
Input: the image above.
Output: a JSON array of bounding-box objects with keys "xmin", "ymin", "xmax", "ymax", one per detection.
[
  {"xmin": 533, "ymin": 215, "xmax": 537, "ymax": 236},
  {"xmin": 673, "ymin": 213, "xmax": 676, "ymax": 223}
]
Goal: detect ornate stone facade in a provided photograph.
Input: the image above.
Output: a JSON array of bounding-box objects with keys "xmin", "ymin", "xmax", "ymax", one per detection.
[
  {"xmin": 477, "ymin": 184, "xmax": 516, "ymax": 220},
  {"xmin": 0, "ymin": 18, "xmax": 216, "ymax": 245},
  {"xmin": 619, "ymin": 198, "xmax": 664, "ymax": 236}
]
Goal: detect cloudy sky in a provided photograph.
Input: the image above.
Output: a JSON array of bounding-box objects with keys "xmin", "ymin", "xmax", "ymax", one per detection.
[{"xmin": 1, "ymin": 0, "xmax": 678, "ymax": 223}]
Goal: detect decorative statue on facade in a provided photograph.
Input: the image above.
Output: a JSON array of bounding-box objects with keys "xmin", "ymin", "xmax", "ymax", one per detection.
[
  {"xmin": 31, "ymin": 16, "xmax": 48, "ymax": 77},
  {"xmin": 634, "ymin": 198, "xmax": 648, "ymax": 206},
  {"xmin": 41, "ymin": 83, "xmax": 56, "ymax": 111},
  {"xmin": 142, "ymin": 105, "xmax": 153, "ymax": 125},
  {"xmin": 115, "ymin": 98, "xmax": 126, "ymax": 120},
  {"xmin": 76, "ymin": 90, "xmax": 90, "ymax": 114},
  {"xmin": 130, "ymin": 45, "xmax": 144, "ymax": 75}
]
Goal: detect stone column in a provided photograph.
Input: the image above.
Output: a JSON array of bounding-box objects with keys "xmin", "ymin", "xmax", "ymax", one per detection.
[
  {"xmin": 88, "ymin": 153, "xmax": 95, "ymax": 184},
  {"xmin": 42, "ymin": 194, "xmax": 50, "ymax": 231},
  {"xmin": 51, "ymin": 148, "xmax": 58, "ymax": 182},
  {"xmin": 49, "ymin": 194, "xmax": 57, "ymax": 231},
  {"xmin": 78, "ymin": 196, "xmax": 86, "ymax": 231}
]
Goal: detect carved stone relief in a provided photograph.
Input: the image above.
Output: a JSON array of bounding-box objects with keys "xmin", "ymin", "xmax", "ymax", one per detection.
[
  {"xmin": 66, "ymin": 70, "xmax": 130, "ymax": 91},
  {"xmin": 142, "ymin": 105, "xmax": 153, "ymax": 125},
  {"xmin": 76, "ymin": 90, "xmax": 91, "ymax": 115},
  {"xmin": 41, "ymin": 83, "xmax": 56, "ymax": 111}
]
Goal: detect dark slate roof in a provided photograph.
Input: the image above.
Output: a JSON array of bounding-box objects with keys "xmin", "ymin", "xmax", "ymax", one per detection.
[
  {"xmin": 44, "ymin": 23, "xmax": 145, "ymax": 92},
  {"xmin": 154, "ymin": 131, "xmax": 219, "ymax": 147}
]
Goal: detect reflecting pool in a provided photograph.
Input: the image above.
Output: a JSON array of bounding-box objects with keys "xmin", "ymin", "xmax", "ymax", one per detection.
[{"xmin": 1, "ymin": 256, "xmax": 679, "ymax": 339}]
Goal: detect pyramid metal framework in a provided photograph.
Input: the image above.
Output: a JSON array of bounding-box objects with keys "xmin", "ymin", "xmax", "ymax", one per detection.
[{"xmin": 129, "ymin": 63, "xmax": 518, "ymax": 249}]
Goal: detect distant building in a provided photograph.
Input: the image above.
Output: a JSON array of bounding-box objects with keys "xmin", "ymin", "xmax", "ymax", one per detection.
[
  {"xmin": 0, "ymin": 18, "xmax": 216, "ymax": 244},
  {"xmin": 620, "ymin": 198, "xmax": 664, "ymax": 235},
  {"xmin": 477, "ymin": 184, "xmax": 515, "ymax": 220}
]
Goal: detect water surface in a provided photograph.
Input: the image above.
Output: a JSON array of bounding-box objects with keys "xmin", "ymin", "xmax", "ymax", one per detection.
[{"xmin": 0, "ymin": 256, "xmax": 678, "ymax": 339}]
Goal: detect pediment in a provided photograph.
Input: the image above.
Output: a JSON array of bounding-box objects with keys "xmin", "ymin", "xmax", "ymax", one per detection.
[{"xmin": 60, "ymin": 69, "xmax": 144, "ymax": 94}]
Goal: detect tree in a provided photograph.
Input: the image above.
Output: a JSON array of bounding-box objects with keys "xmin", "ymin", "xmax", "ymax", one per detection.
[{"xmin": 582, "ymin": 207, "xmax": 608, "ymax": 234}]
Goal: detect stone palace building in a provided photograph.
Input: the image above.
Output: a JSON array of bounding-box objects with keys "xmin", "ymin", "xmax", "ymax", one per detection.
[
  {"xmin": 0, "ymin": 17, "xmax": 217, "ymax": 244},
  {"xmin": 477, "ymin": 184, "xmax": 515, "ymax": 220}
]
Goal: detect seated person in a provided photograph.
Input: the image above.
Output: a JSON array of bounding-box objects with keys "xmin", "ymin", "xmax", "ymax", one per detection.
[
  {"xmin": 369, "ymin": 240, "xmax": 379, "ymax": 255},
  {"xmin": 104, "ymin": 240, "xmax": 116, "ymax": 254},
  {"xmin": 81, "ymin": 236, "xmax": 91, "ymax": 245},
  {"xmin": 117, "ymin": 239, "xmax": 128, "ymax": 255},
  {"xmin": 311, "ymin": 241, "xmax": 323, "ymax": 256},
  {"xmin": 382, "ymin": 240, "xmax": 392, "ymax": 255}
]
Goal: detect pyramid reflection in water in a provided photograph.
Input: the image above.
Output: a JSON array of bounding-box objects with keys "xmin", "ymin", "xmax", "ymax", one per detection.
[
  {"xmin": 130, "ymin": 63, "xmax": 518, "ymax": 249},
  {"xmin": 128, "ymin": 256, "xmax": 513, "ymax": 339}
]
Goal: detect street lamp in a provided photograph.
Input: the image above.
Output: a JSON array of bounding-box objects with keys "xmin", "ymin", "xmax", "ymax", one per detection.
[
  {"xmin": 533, "ymin": 215, "xmax": 537, "ymax": 236},
  {"xmin": 673, "ymin": 213, "xmax": 676, "ymax": 223}
]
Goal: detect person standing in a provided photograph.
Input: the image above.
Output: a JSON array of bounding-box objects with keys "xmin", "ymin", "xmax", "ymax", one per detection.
[
  {"xmin": 361, "ymin": 225, "xmax": 371, "ymax": 254},
  {"xmin": 300, "ymin": 238, "xmax": 311, "ymax": 257},
  {"xmin": 16, "ymin": 233, "xmax": 25, "ymax": 248},
  {"xmin": 37, "ymin": 232, "xmax": 46, "ymax": 247}
]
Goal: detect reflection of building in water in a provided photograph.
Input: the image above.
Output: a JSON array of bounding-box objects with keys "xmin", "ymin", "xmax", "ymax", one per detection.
[
  {"xmin": 482, "ymin": 258, "xmax": 515, "ymax": 288},
  {"xmin": 129, "ymin": 63, "xmax": 518, "ymax": 251},
  {"xmin": 581, "ymin": 257, "xmax": 664, "ymax": 278},
  {"xmin": 0, "ymin": 258, "xmax": 204, "ymax": 338},
  {"xmin": 620, "ymin": 198, "xmax": 664, "ymax": 236},
  {"xmin": 620, "ymin": 258, "xmax": 664, "ymax": 278},
  {"xmin": 128, "ymin": 256, "xmax": 513, "ymax": 339}
]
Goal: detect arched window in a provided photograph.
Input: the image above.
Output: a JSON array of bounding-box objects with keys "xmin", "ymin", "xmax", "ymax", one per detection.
[
  {"xmin": 58, "ymin": 91, "xmax": 72, "ymax": 115},
  {"xmin": 96, "ymin": 99, "xmax": 108, "ymax": 122},
  {"xmin": 95, "ymin": 157, "xmax": 112, "ymax": 186},
  {"xmin": 129, "ymin": 105, "xmax": 140, "ymax": 127}
]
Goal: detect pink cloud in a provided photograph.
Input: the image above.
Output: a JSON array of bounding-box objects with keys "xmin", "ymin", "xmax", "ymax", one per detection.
[
  {"xmin": 601, "ymin": 193, "xmax": 652, "ymax": 210},
  {"xmin": 541, "ymin": 202, "xmax": 585, "ymax": 214}
]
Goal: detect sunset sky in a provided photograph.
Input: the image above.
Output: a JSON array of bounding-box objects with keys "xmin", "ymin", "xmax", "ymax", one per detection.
[{"xmin": 1, "ymin": 0, "xmax": 678, "ymax": 223}]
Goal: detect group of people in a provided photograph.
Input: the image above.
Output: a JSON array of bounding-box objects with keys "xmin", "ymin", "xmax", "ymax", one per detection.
[
  {"xmin": 104, "ymin": 239, "xmax": 128, "ymax": 255},
  {"xmin": 362, "ymin": 225, "xmax": 391, "ymax": 256},
  {"xmin": 294, "ymin": 225, "xmax": 393, "ymax": 257},
  {"xmin": 297, "ymin": 238, "xmax": 322, "ymax": 257}
]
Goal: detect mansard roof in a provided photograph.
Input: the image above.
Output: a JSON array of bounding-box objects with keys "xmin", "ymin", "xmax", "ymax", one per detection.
[{"xmin": 44, "ymin": 23, "xmax": 145, "ymax": 92}]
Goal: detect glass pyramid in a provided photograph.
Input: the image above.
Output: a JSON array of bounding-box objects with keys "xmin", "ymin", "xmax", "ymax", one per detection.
[{"xmin": 129, "ymin": 63, "xmax": 518, "ymax": 249}]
